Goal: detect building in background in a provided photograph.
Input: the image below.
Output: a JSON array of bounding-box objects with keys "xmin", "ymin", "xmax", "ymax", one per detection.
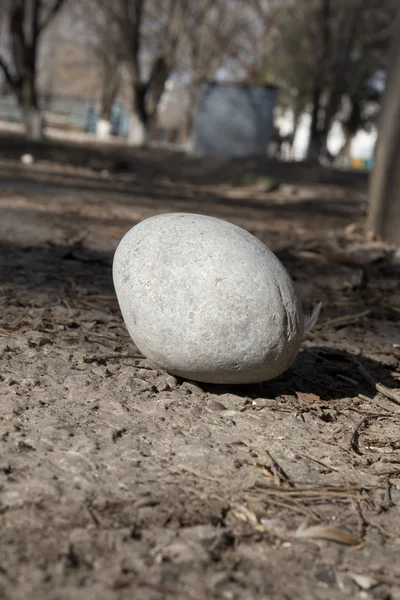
[{"xmin": 193, "ymin": 82, "xmax": 277, "ymax": 157}]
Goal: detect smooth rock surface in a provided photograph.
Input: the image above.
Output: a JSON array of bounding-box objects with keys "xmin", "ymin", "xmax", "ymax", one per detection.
[{"xmin": 113, "ymin": 213, "xmax": 304, "ymax": 384}]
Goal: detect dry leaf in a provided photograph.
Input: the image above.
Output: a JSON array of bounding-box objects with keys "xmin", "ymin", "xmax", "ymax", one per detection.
[
  {"xmin": 294, "ymin": 525, "xmax": 361, "ymax": 546},
  {"xmin": 230, "ymin": 506, "xmax": 362, "ymax": 547}
]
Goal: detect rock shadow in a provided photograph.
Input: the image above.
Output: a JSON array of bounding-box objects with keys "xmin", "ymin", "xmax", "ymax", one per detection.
[{"xmin": 195, "ymin": 346, "xmax": 399, "ymax": 402}]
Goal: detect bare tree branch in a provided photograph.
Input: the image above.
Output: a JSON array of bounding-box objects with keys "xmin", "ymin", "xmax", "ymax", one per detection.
[
  {"xmin": 38, "ymin": 0, "xmax": 67, "ymax": 34},
  {"xmin": 0, "ymin": 0, "xmax": 69, "ymax": 137},
  {"xmin": 0, "ymin": 55, "xmax": 17, "ymax": 86}
]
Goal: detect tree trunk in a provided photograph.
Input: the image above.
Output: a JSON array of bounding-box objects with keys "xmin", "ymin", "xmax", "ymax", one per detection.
[
  {"xmin": 129, "ymin": 83, "xmax": 148, "ymax": 146},
  {"xmin": 129, "ymin": 56, "xmax": 171, "ymax": 147},
  {"xmin": 307, "ymin": 128, "xmax": 324, "ymax": 160},
  {"xmin": 145, "ymin": 56, "xmax": 170, "ymax": 118},
  {"xmin": 307, "ymin": 0, "xmax": 330, "ymax": 160},
  {"xmin": 23, "ymin": 104, "xmax": 43, "ymax": 140},
  {"xmin": 366, "ymin": 7, "xmax": 400, "ymax": 244},
  {"xmin": 307, "ymin": 84, "xmax": 323, "ymax": 160},
  {"xmin": 337, "ymin": 134, "xmax": 354, "ymax": 164},
  {"xmin": 185, "ymin": 82, "xmax": 203, "ymax": 149},
  {"xmin": 292, "ymin": 111, "xmax": 300, "ymax": 143},
  {"xmin": 100, "ymin": 64, "xmax": 120, "ymax": 121},
  {"xmin": 0, "ymin": 0, "xmax": 66, "ymax": 140},
  {"xmin": 128, "ymin": 113, "xmax": 147, "ymax": 146},
  {"xmin": 19, "ymin": 76, "xmax": 43, "ymax": 140},
  {"xmin": 9, "ymin": 1, "xmax": 43, "ymax": 140}
]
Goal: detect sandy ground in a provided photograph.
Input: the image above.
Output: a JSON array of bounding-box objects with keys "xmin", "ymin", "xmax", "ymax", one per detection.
[{"xmin": 1, "ymin": 136, "xmax": 400, "ymax": 600}]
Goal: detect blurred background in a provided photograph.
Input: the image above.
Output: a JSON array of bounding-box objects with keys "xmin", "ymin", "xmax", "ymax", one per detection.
[{"xmin": 0, "ymin": 1, "xmax": 396, "ymax": 162}]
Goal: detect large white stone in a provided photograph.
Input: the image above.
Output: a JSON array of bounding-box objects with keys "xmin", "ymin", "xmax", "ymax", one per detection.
[{"xmin": 113, "ymin": 213, "xmax": 304, "ymax": 384}]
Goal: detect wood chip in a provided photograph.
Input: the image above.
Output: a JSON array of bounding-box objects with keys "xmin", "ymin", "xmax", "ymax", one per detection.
[
  {"xmin": 348, "ymin": 573, "xmax": 379, "ymax": 590},
  {"xmin": 296, "ymin": 391, "xmax": 321, "ymax": 404}
]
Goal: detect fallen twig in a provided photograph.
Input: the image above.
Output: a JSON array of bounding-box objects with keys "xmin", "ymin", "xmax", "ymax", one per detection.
[
  {"xmin": 253, "ymin": 482, "xmax": 366, "ymax": 503},
  {"xmin": 300, "ymin": 453, "xmax": 349, "ymax": 479},
  {"xmin": 376, "ymin": 383, "xmax": 400, "ymax": 406},
  {"xmin": 355, "ymin": 360, "xmax": 400, "ymax": 407},
  {"xmin": 253, "ymin": 450, "xmax": 294, "ymax": 488},
  {"xmin": 320, "ymin": 310, "xmax": 371, "ymax": 330},
  {"xmin": 350, "ymin": 414, "xmax": 387, "ymax": 455}
]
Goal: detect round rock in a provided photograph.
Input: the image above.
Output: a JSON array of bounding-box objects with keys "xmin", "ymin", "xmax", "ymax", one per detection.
[{"xmin": 113, "ymin": 213, "xmax": 304, "ymax": 384}]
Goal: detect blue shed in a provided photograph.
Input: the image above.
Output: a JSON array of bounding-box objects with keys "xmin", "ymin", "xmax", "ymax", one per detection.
[{"xmin": 193, "ymin": 82, "xmax": 277, "ymax": 157}]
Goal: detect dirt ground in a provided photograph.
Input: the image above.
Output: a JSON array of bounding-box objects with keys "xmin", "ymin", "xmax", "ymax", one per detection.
[{"xmin": 1, "ymin": 136, "xmax": 400, "ymax": 600}]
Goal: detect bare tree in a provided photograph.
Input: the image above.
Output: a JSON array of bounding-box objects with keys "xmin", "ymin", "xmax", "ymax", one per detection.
[
  {"xmin": 232, "ymin": 0, "xmax": 282, "ymax": 84},
  {"xmin": 85, "ymin": 0, "xmax": 256, "ymax": 143},
  {"xmin": 305, "ymin": 0, "xmax": 396, "ymax": 160},
  {"xmin": 0, "ymin": 0, "xmax": 68, "ymax": 139},
  {"xmin": 178, "ymin": 0, "xmax": 249, "ymax": 137},
  {"xmin": 86, "ymin": 0, "xmax": 190, "ymax": 143},
  {"xmin": 73, "ymin": 0, "xmax": 124, "ymax": 121},
  {"xmin": 229, "ymin": 0, "xmax": 325, "ymax": 155},
  {"xmin": 235, "ymin": 0, "xmax": 394, "ymax": 161},
  {"xmin": 366, "ymin": 5, "xmax": 400, "ymax": 243},
  {"xmin": 99, "ymin": 57, "xmax": 122, "ymax": 122},
  {"xmin": 301, "ymin": 0, "xmax": 367, "ymax": 160}
]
